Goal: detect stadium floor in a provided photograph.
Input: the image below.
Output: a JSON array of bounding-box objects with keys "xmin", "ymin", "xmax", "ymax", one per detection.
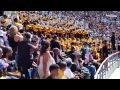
[{"xmin": 109, "ymin": 68, "xmax": 120, "ymax": 79}]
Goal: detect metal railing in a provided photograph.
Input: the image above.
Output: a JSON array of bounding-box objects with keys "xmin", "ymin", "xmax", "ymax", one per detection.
[{"xmin": 94, "ymin": 51, "xmax": 120, "ymax": 79}]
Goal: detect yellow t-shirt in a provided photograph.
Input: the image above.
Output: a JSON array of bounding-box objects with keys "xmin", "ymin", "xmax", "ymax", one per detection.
[
  {"xmin": 14, "ymin": 22, "xmax": 20, "ymax": 27},
  {"xmin": 96, "ymin": 53, "xmax": 100, "ymax": 59},
  {"xmin": 25, "ymin": 25, "xmax": 32, "ymax": 31},
  {"xmin": 0, "ymin": 76, "xmax": 6, "ymax": 79},
  {"xmin": 33, "ymin": 25, "xmax": 38, "ymax": 32},
  {"xmin": 68, "ymin": 38, "xmax": 72, "ymax": 43},
  {"xmin": 1, "ymin": 18, "xmax": 6, "ymax": 24},
  {"xmin": 57, "ymin": 69, "xmax": 67, "ymax": 79}
]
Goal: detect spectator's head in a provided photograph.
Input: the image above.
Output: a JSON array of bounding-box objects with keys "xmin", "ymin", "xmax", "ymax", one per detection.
[
  {"xmin": 40, "ymin": 41, "xmax": 50, "ymax": 56},
  {"xmin": 49, "ymin": 64, "xmax": 59, "ymax": 78},
  {"xmin": 76, "ymin": 52, "xmax": 81, "ymax": 59},
  {"xmin": 8, "ymin": 26, "xmax": 18, "ymax": 37},
  {"xmin": 46, "ymin": 34, "xmax": 51, "ymax": 39},
  {"xmin": 53, "ymin": 48, "xmax": 60, "ymax": 56},
  {"xmin": 31, "ymin": 35, "xmax": 39, "ymax": 45},
  {"xmin": 40, "ymin": 34, "xmax": 45, "ymax": 39},
  {"xmin": 66, "ymin": 60, "xmax": 72, "ymax": 68},
  {"xmin": 59, "ymin": 61, "xmax": 67, "ymax": 71},
  {"xmin": 0, "ymin": 48, "xmax": 3, "ymax": 58},
  {"xmin": 70, "ymin": 53, "xmax": 77, "ymax": 62},
  {"xmin": 23, "ymin": 32, "xmax": 31, "ymax": 41},
  {"xmin": 14, "ymin": 18, "xmax": 18, "ymax": 22},
  {"xmin": 70, "ymin": 63, "xmax": 77, "ymax": 72},
  {"xmin": 3, "ymin": 47, "xmax": 13, "ymax": 58},
  {"xmin": 71, "ymin": 46, "xmax": 76, "ymax": 52},
  {"xmin": 112, "ymin": 32, "xmax": 115, "ymax": 35},
  {"xmin": 3, "ymin": 15, "xmax": 7, "ymax": 19},
  {"xmin": 53, "ymin": 35, "xmax": 58, "ymax": 40}
]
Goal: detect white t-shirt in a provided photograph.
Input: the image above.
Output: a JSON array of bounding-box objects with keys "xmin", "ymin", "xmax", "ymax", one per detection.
[
  {"xmin": 0, "ymin": 59, "xmax": 9, "ymax": 68},
  {"xmin": 64, "ymin": 67, "xmax": 75, "ymax": 79}
]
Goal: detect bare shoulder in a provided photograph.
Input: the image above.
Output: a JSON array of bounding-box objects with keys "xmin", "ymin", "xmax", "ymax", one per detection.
[{"xmin": 43, "ymin": 51, "xmax": 51, "ymax": 57}]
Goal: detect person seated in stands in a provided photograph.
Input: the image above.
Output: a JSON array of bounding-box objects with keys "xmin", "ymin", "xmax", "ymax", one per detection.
[
  {"xmin": 0, "ymin": 48, "xmax": 18, "ymax": 79},
  {"xmin": 57, "ymin": 61, "xmax": 67, "ymax": 79},
  {"xmin": 83, "ymin": 62, "xmax": 96, "ymax": 79},
  {"xmin": 89, "ymin": 50, "xmax": 101, "ymax": 70},
  {"xmin": 80, "ymin": 62, "xmax": 91, "ymax": 79},
  {"xmin": 0, "ymin": 48, "xmax": 9, "ymax": 75},
  {"xmin": 53, "ymin": 48, "xmax": 64, "ymax": 64},
  {"xmin": 46, "ymin": 64, "xmax": 59, "ymax": 79},
  {"xmin": 50, "ymin": 35, "xmax": 61, "ymax": 51},
  {"xmin": 0, "ymin": 30, "xmax": 8, "ymax": 49},
  {"xmin": 67, "ymin": 46, "xmax": 76, "ymax": 57},
  {"xmin": 70, "ymin": 63, "xmax": 81, "ymax": 79},
  {"xmin": 0, "ymin": 62, "xmax": 18, "ymax": 79},
  {"xmin": 30, "ymin": 35, "xmax": 40, "ymax": 79},
  {"xmin": 69, "ymin": 52, "xmax": 80, "ymax": 69},
  {"xmin": 64, "ymin": 60, "xmax": 75, "ymax": 79},
  {"xmin": 100, "ymin": 40, "xmax": 108, "ymax": 62},
  {"xmin": 2, "ymin": 47, "xmax": 17, "ymax": 72}
]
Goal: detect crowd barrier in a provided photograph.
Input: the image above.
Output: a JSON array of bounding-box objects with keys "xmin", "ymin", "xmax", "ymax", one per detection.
[{"xmin": 94, "ymin": 51, "xmax": 120, "ymax": 79}]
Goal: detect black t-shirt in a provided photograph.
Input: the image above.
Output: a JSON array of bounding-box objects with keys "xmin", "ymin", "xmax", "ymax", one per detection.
[
  {"xmin": 17, "ymin": 40, "xmax": 32, "ymax": 59},
  {"xmin": 67, "ymin": 51, "xmax": 74, "ymax": 57},
  {"xmin": 8, "ymin": 36, "xmax": 18, "ymax": 60},
  {"xmin": 46, "ymin": 76, "xmax": 54, "ymax": 79},
  {"xmin": 50, "ymin": 40, "xmax": 60, "ymax": 50},
  {"xmin": 8, "ymin": 36, "xmax": 18, "ymax": 51},
  {"xmin": 17, "ymin": 40, "xmax": 33, "ymax": 68}
]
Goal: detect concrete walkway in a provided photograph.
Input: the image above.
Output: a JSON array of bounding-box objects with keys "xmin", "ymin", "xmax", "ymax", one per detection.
[{"xmin": 109, "ymin": 68, "xmax": 120, "ymax": 79}]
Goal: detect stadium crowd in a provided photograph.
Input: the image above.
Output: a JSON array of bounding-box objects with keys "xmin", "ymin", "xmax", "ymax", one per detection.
[{"xmin": 0, "ymin": 11, "xmax": 120, "ymax": 79}]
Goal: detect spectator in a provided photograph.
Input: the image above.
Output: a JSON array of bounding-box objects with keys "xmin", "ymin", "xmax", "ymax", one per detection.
[
  {"xmin": 69, "ymin": 52, "xmax": 80, "ymax": 69},
  {"xmin": 50, "ymin": 35, "xmax": 61, "ymax": 50},
  {"xmin": 111, "ymin": 32, "xmax": 116, "ymax": 52},
  {"xmin": 101, "ymin": 40, "xmax": 108, "ymax": 61},
  {"xmin": 46, "ymin": 64, "xmax": 59, "ymax": 79},
  {"xmin": 7, "ymin": 26, "xmax": 22, "ymax": 60},
  {"xmin": 17, "ymin": 32, "xmax": 38, "ymax": 79},
  {"xmin": 53, "ymin": 48, "xmax": 63, "ymax": 64},
  {"xmin": 0, "ymin": 30, "xmax": 8, "ymax": 48},
  {"xmin": 64, "ymin": 60, "xmax": 75, "ymax": 79},
  {"xmin": 83, "ymin": 62, "xmax": 96, "ymax": 79},
  {"xmin": 67, "ymin": 46, "xmax": 76, "ymax": 57},
  {"xmin": 38, "ymin": 41, "xmax": 55, "ymax": 79},
  {"xmin": 0, "ymin": 47, "xmax": 9, "ymax": 76},
  {"xmin": 57, "ymin": 61, "xmax": 67, "ymax": 79},
  {"xmin": 118, "ymin": 34, "xmax": 120, "ymax": 51},
  {"xmin": 0, "ymin": 11, "xmax": 119, "ymax": 79}
]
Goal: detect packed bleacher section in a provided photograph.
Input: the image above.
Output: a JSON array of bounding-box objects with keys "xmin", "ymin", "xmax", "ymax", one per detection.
[{"xmin": 0, "ymin": 11, "xmax": 120, "ymax": 79}]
